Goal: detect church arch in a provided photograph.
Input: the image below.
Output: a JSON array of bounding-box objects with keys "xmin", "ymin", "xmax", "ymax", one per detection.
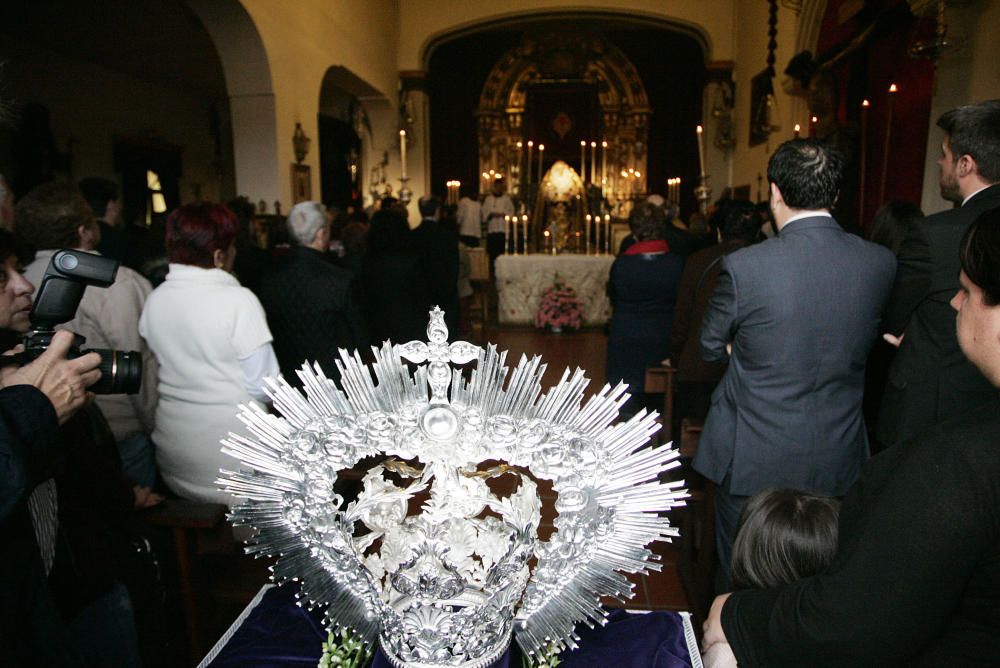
[{"xmin": 186, "ymin": 0, "xmax": 280, "ymax": 202}]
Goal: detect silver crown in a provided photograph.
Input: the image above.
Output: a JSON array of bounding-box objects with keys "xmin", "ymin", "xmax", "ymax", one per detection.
[{"xmin": 218, "ymin": 308, "xmax": 687, "ymax": 666}]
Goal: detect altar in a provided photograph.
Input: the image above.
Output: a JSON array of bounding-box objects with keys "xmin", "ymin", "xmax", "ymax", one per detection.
[{"xmin": 495, "ymin": 253, "xmax": 615, "ymax": 326}]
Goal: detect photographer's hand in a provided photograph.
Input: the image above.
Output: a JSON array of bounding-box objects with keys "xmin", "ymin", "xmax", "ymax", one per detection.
[{"xmin": 1, "ymin": 330, "xmax": 101, "ymax": 424}]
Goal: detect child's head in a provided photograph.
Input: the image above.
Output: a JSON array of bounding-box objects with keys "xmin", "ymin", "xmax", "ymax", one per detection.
[{"xmin": 731, "ymin": 488, "xmax": 840, "ymax": 590}]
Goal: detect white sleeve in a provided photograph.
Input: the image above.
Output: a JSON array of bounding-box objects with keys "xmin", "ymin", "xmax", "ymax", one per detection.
[{"xmin": 237, "ymin": 343, "xmax": 280, "ymax": 403}]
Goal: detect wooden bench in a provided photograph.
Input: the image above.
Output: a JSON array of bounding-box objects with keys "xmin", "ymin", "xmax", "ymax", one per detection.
[{"xmin": 140, "ymin": 498, "xmax": 228, "ymax": 662}]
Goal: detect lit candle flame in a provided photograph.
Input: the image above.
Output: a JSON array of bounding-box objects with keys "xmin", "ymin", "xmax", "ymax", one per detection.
[
  {"xmin": 862, "ymin": 99, "xmax": 871, "ymax": 107},
  {"xmin": 889, "ymin": 84, "xmax": 898, "ymax": 93}
]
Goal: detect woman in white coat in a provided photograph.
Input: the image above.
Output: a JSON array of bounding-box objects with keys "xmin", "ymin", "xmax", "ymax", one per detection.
[{"xmin": 139, "ymin": 203, "xmax": 278, "ymax": 505}]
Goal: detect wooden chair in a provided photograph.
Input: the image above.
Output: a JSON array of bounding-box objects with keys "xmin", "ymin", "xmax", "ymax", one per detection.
[
  {"xmin": 466, "ymin": 246, "xmax": 491, "ymax": 342},
  {"xmin": 643, "ymin": 365, "xmax": 716, "ymax": 626},
  {"xmin": 643, "ymin": 365, "xmax": 676, "ymax": 444}
]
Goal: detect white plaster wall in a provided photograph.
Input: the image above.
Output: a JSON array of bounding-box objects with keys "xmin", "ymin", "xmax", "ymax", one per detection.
[
  {"xmin": 919, "ymin": 0, "xmax": 1000, "ymax": 215},
  {"xmin": 0, "ymin": 35, "xmax": 231, "ymax": 204},
  {"xmin": 397, "ymin": 0, "xmax": 736, "ymax": 68},
  {"xmin": 237, "ymin": 0, "xmax": 401, "ymax": 207}
]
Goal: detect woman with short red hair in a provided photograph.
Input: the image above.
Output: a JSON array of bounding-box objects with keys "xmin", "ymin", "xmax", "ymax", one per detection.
[{"xmin": 139, "ymin": 203, "xmax": 278, "ymax": 505}]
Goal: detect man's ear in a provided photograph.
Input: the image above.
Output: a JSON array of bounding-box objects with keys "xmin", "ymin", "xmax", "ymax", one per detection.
[
  {"xmin": 769, "ymin": 182, "xmax": 782, "ymax": 207},
  {"xmin": 957, "ymin": 154, "xmax": 977, "ymax": 178}
]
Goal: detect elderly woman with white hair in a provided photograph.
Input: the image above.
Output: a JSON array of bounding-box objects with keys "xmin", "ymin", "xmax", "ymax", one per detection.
[{"xmin": 259, "ymin": 200, "xmax": 366, "ymax": 385}]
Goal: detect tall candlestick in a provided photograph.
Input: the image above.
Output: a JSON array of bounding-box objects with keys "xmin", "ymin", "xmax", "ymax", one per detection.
[
  {"xmin": 880, "ymin": 85, "xmax": 897, "ymax": 206},
  {"xmin": 601, "ymin": 141, "xmax": 608, "ymax": 195},
  {"xmin": 537, "ymin": 144, "xmax": 545, "ymax": 183},
  {"xmin": 793, "ymin": 124, "xmax": 801, "ymax": 139},
  {"xmin": 604, "ymin": 214, "xmax": 611, "ymax": 255},
  {"xmin": 515, "ymin": 141, "xmax": 523, "ymax": 194},
  {"xmin": 580, "ymin": 140, "xmax": 587, "ymax": 182},
  {"xmin": 860, "ymin": 99, "xmax": 870, "ymax": 226},
  {"xmin": 696, "ymin": 125, "xmax": 706, "ymax": 179},
  {"xmin": 399, "ymin": 130, "xmax": 407, "ymax": 179},
  {"xmin": 585, "ymin": 214, "xmax": 592, "ymax": 255},
  {"xmin": 810, "ymin": 115, "xmax": 818, "ymax": 139},
  {"xmin": 522, "ymin": 215, "xmax": 528, "ymax": 254},
  {"xmin": 543, "ymin": 229, "xmax": 551, "ymax": 255},
  {"xmin": 526, "ymin": 141, "xmax": 533, "ymax": 185},
  {"xmin": 590, "ymin": 141, "xmax": 597, "ymax": 185}
]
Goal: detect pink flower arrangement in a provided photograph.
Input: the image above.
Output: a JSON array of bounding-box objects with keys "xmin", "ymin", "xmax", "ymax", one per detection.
[{"xmin": 534, "ymin": 278, "xmax": 584, "ymax": 330}]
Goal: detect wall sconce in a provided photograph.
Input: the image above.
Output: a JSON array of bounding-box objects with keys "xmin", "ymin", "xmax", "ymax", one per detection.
[
  {"xmin": 293, "ymin": 122, "xmax": 310, "ymax": 164},
  {"xmin": 711, "ymin": 80, "xmax": 736, "ymax": 149}
]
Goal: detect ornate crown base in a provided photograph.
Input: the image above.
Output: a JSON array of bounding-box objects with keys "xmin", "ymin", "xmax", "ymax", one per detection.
[{"xmin": 379, "ymin": 633, "xmax": 512, "ymax": 668}]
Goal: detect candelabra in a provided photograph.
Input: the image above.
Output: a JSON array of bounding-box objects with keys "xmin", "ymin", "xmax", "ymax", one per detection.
[
  {"xmin": 694, "ymin": 174, "xmax": 712, "ymax": 217},
  {"xmin": 398, "ymin": 177, "xmax": 412, "ymax": 205}
]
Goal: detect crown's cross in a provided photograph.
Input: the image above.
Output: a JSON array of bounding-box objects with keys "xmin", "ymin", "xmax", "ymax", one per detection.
[{"xmin": 395, "ymin": 307, "xmax": 481, "ymax": 402}]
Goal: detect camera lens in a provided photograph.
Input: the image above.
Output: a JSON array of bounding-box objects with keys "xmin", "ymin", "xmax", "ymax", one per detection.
[{"xmin": 90, "ymin": 349, "xmax": 143, "ymax": 394}]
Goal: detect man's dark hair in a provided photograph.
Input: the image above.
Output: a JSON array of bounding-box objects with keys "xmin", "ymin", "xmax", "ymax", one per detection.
[
  {"xmin": 937, "ymin": 100, "xmax": 1000, "ymax": 183},
  {"xmin": 418, "ymin": 195, "xmax": 441, "ymax": 219},
  {"xmin": 628, "ymin": 201, "xmax": 667, "ymax": 242},
  {"xmin": 713, "ymin": 200, "xmax": 759, "ymax": 244},
  {"xmin": 767, "ymin": 139, "xmax": 844, "ymax": 211},
  {"xmin": 77, "ymin": 177, "xmax": 120, "ymax": 218},
  {"xmin": 959, "ymin": 206, "xmax": 1000, "ymax": 306},
  {"xmin": 16, "ymin": 181, "xmax": 95, "ymax": 250}
]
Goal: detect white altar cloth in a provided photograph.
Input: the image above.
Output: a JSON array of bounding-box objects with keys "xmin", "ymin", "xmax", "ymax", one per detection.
[{"xmin": 494, "ymin": 254, "xmax": 615, "ymax": 326}]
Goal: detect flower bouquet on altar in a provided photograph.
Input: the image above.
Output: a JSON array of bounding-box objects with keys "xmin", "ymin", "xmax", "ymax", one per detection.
[{"xmin": 534, "ymin": 277, "xmax": 584, "ymax": 332}]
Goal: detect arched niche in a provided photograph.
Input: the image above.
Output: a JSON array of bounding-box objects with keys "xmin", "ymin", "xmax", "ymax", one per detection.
[
  {"xmin": 426, "ymin": 16, "xmax": 707, "ymax": 217},
  {"xmin": 476, "ymin": 35, "xmax": 652, "ymax": 198},
  {"xmin": 317, "ymin": 66, "xmax": 389, "ymax": 210}
]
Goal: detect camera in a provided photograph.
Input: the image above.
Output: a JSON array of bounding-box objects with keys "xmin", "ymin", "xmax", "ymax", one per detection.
[{"xmin": 13, "ymin": 250, "xmax": 142, "ymax": 394}]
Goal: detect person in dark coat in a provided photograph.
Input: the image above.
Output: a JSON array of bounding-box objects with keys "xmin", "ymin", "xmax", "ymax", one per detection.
[
  {"xmin": 413, "ymin": 195, "xmax": 460, "ymax": 335},
  {"xmin": 605, "ymin": 201, "xmax": 685, "ymax": 416},
  {"xmin": 670, "ymin": 200, "xmax": 758, "ymax": 422},
  {"xmin": 702, "ymin": 207, "xmax": 1000, "ymax": 668},
  {"xmin": 78, "ymin": 177, "xmax": 144, "ymax": 272},
  {"xmin": 259, "ymin": 201, "xmax": 367, "ymax": 383},
  {"xmin": 1, "ymin": 329, "xmax": 103, "ymax": 666},
  {"xmin": 877, "ymin": 100, "xmax": 1000, "ymax": 448},
  {"xmin": 362, "ymin": 208, "xmax": 433, "ymax": 345}
]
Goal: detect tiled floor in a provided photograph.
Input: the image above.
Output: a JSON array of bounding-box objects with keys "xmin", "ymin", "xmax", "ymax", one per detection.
[{"xmin": 170, "ymin": 325, "xmax": 693, "ymax": 665}]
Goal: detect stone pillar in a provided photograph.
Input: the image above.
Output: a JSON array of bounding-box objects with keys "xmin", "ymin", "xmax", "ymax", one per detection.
[{"xmin": 400, "ymin": 70, "xmax": 428, "ymax": 225}]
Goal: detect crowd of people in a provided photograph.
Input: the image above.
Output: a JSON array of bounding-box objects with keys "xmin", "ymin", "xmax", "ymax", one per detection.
[
  {"xmin": 597, "ymin": 100, "xmax": 1000, "ymax": 665},
  {"xmin": 1, "ymin": 99, "xmax": 999, "ymax": 666}
]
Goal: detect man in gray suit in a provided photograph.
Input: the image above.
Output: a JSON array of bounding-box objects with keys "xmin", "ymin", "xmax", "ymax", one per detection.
[{"xmin": 694, "ymin": 139, "xmax": 896, "ymax": 590}]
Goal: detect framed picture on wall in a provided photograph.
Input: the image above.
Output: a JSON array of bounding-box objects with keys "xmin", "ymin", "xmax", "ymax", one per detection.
[
  {"xmin": 749, "ymin": 69, "xmax": 774, "ymax": 147},
  {"xmin": 291, "ymin": 164, "xmax": 311, "ymax": 203}
]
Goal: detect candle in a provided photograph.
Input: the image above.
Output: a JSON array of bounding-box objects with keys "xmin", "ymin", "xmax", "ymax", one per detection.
[
  {"xmin": 537, "ymin": 144, "xmax": 545, "ymax": 183},
  {"xmin": 526, "ymin": 141, "xmax": 533, "ymax": 185},
  {"xmin": 860, "ymin": 99, "xmax": 870, "ymax": 225},
  {"xmin": 543, "ymin": 229, "xmax": 551, "ymax": 255},
  {"xmin": 601, "ymin": 141, "xmax": 608, "ymax": 195},
  {"xmin": 880, "ymin": 85, "xmax": 898, "ymax": 205},
  {"xmin": 585, "ymin": 214, "xmax": 592, "ymax": 254},
  {"xmin": 604, "ymin": 214, "xmax": 611, "ymax": 254},
  {"xmin": 516, "ymin": 141, "xmax": 523, "ymax": 193},
  {"xmin": 505, "ymin": 215, "xmax": 511, "ymax": 254},
  {"xmin": 696, "ymin": 125, "xmax": 706, "ymax": 179},
  {"xmin": 590, "ymin": 141, "xmax": 597, "ymax": 185},
  {"xmin": 809, "ymin": 115, "xmax": 818, "ymax": 138},
  {"xmin": 399, "ymin": 129, "xmax": 407, "ymax": 179},
  {"xmin": 580, "ymin": 140, "xmax": 587, "ymax": 181},
  {"xmin": 522, "ymin": 214, "xmax": 528, "ymax": 254},
  {"xmin": 793, "ymin": 124, "xmax": 801, "ymax": 139}
]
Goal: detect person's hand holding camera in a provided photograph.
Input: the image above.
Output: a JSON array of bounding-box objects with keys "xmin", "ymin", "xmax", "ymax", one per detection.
[{"xmin": 1, "ymin": 330, "xmax": 102, "ymax": 424}]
